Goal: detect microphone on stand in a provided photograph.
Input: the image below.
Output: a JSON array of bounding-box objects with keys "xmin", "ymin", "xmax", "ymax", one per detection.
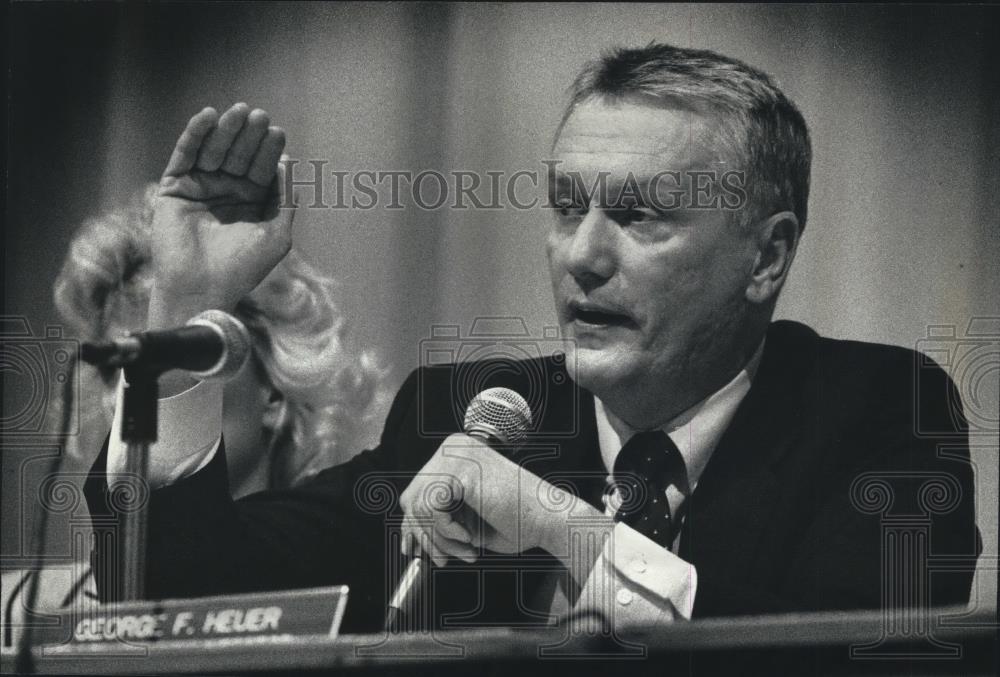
[
  {"xmin": 80, "ymin": 309, "xmax": 251, "ymax": 379},
  {"xmin": 17, "ymin": 313, "xmax": 250, "ymax": 669},
  {"xmin": 385, "ymin": 387, "xmax": 533, "ymax": 631},
  {"xmin": 80, "ymin": 310, "xmax": 251, "ymax": 604}
]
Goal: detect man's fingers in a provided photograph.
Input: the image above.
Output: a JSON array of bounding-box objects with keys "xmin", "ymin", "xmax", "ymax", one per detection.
[
  {"xmin": 401, "ymin": 494, "xmax": 478, "ymax": 565},
  {"xmin": 272, "ymin": 155, "xmax": 295, "ymax": 210},
  {"xmin": 400, "ymin": 517, "xmax": 418, "ymax": 556},
  {"xmin": 247, "ymin": 126, "xmax": 286, "ymax": 187},
  {"xmin": 197, "ymin": 103, "xmax": 250, "ymax": 172},
  {"xmin": 426, "ymin": 540, "xmax": 451, "ymax": 568},
  {"xmin": 222, "ymin": 108, "xmax": 270, "ymax": 176},
  {"xmin": 434, "ymin": 529, "xmax": 478, "ymax": 563},
  {"xmin": 433, "ymin": 534, "xmax": 477, "ymax": 563},
  {"xmin": 430, "ymin": 511, "xmax": 477, "ymax": 562},
  {"xmin": 404, "ymin": 521, "xmax": 447, "ymax": 567},
  {"xmin": 262, "ymin": 159, "xmax": 295, "ymax": 254},
  {"xmin": 435, "ymin": 514, "xmax": 472, "ymax": 544},
  {"xmin": 163, "ymin": 107, "xmax": 218, "ymax": 178},
  {"xmin": 162, "ymin": 103, "xmax": 280, "ymax": 180},
  {"xmin": 469, "ymin": 523, "xmax": 519, "ymax": 554}
]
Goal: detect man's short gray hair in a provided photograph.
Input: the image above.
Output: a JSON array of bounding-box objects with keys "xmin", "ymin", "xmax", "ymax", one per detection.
[{"xmin": 561, "ymin": 42, "xmax": 812, "ymax": 230}]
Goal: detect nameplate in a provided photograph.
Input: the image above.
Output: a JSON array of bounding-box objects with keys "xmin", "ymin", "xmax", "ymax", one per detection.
[{"xmin": 37, "ymin": 585, "xmax": 348, "ymax": 648}]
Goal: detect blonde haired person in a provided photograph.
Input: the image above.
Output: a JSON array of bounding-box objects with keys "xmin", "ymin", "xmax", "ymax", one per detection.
[
  {"xmin": 2, "ymin": 181, "xmax": 388, "ymax": 651},
  {"xmin": 53, "ymin": 182, "xmax": 388, "ymax": 492}
]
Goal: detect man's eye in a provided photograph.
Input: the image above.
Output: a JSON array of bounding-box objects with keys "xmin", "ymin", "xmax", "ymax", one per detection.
[
  {"xmin": 553, "ymin": 200, "xmax": 586, "ymax": 219},
  {"xmin": 608, "ymin": 207, "xmax": 659, "ymax": 226},
  {"xmin": 627, "ymin": 208, "xmax": 657, "ymax": 223}
]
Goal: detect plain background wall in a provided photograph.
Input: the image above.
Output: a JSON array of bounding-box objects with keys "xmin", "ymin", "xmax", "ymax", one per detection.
[{"xmin": 5, "ymin": 2, "xmax": 997, "ymax": 612}]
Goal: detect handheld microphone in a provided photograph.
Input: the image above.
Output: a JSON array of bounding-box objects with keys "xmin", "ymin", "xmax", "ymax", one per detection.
[
  {"xmin": 461, "ymin": 387, "xmax": 533, "ymax": 447},
  {"xmin": 80, "ymin": 309, "xmax": 251, "ymax": 380},
  {"xmin": 385, "ymin": 387, "xmax": 533, "ymax": 631}
]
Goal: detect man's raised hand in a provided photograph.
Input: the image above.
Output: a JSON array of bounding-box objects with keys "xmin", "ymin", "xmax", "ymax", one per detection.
[{"xmin": 148, "ymin": 103, "xmax": 294, "ymax": 331}]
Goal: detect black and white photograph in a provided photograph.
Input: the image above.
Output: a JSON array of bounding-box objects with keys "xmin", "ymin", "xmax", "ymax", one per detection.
[{"xmin": 2, "ymin": 3, "xmax": 997, "ymax": 675}]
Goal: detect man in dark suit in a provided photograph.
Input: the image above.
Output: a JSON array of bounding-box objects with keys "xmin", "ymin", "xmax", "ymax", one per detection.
[{"xmin": 86, "ymin": 43, "xmax": 980, "ymax": 634}]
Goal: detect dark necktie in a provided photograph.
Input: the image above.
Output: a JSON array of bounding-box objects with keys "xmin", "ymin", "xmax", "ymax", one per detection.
[{"xmin": 611, "ymin": 430, "xmax": 687, "ymax": 550}]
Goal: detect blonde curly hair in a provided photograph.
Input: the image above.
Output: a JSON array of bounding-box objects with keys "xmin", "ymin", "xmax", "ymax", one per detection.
[{"xmin": 53, "ymin": 183, "xmax": 388, "ymax": 487}]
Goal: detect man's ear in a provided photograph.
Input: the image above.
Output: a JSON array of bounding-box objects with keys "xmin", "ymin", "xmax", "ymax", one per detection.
[{"xmin": 745, "ymin": 211, "xmax": 801, "ymax": 304}]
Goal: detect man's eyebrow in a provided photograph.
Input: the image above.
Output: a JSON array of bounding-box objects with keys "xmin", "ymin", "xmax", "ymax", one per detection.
[
  {"xmin": 554, "ymin": 132, "xmax": 708, "ymax": 159},
  {"xmin": 553, "ymin": 141, "xmax": 671, "ymax": 158},
  {"xmin": 546, "ymin": 173, "xmax": 665, "ymax": 209},
  {"xmin": 549, "ymin": 171, "xmax": 687, "ymax": 190}
]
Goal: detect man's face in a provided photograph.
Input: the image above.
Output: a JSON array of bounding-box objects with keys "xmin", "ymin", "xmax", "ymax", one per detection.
[{"xmin": 546, "ymin": 99, "xmax": 758, "ymax": 425}]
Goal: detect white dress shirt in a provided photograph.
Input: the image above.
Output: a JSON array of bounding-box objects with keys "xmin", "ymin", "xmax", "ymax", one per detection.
[{"xmin": 566, "ymin": 343, "xmax": 763, "ymax": 627}]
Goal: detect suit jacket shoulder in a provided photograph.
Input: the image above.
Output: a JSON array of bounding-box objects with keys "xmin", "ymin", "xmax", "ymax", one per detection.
[{"xmin": 687, "ymin": 320, "xmax": 980, "ymax": 616}]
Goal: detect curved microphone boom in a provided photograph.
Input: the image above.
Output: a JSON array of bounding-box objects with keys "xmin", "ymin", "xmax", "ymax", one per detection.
[
  {"xmin": 386, "ymin": 387, "xmax": 533, "ymax": 631},
  {"xmin": 80, "ymin": 309, "xmax": 251, "ymax": 380}
]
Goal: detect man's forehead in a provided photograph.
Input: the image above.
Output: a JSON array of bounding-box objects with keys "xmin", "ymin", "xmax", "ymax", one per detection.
[{"xmin": 552, "ymin": 100, "xmax": 728, "ymax": 170}]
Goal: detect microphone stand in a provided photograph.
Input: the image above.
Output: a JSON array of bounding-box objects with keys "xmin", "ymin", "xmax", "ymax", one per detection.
[
  {"xmin": 14, "ymin": 354, "xmax": 79, "ymax": 674},
  {"xmin": 79, "ymin": 310, "xmax": 250, "ymax": 601},
  {"xmin": 116, "ymin": 366, "xmax": 158, "ymax": 601}
]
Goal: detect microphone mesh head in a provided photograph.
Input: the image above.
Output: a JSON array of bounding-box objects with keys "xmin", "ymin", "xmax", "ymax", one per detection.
[
  {"xmin": 463, "ymin": 387, "xmax": 532, "ymax": 447},
  {"xmin": 186, "ymin": 309, "xmax": 252, "ymax": 381}
]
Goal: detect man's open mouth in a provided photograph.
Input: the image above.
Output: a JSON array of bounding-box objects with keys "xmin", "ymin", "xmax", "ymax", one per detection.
[{"xmin": 568, "ymin": 301, "xmax": 636, "ymax": 328}]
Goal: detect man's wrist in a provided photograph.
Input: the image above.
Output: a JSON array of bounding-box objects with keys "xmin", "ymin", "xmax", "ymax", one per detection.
[
  {"xmin": 560, "ymin": 517, "xmax": 616, "ymax": 587},
  {"xmin": 535, "ymin": 489, "xmax": 613, "ymax": 584},
  {"xmin": 147, "ymin": 285, "xmax": 228, "ymax": 330}
]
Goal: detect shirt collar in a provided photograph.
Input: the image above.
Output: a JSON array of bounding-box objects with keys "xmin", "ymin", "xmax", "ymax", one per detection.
[{"xmin": 594, "ymin": 340, "xmax": 765, "ymax": 493}]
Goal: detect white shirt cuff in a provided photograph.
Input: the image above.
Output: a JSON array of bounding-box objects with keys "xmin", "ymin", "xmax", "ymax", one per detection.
[
  {"xmin": 574, "ymin": 522, "xmax": 698, "ymax": 627},
  {"xmin": 106, "ymin": 375, "xmax": 223, "ymax": 489}
]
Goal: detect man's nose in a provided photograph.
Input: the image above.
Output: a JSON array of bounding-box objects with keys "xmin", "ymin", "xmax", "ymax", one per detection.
[{"xmin": 564, "ymin": 208, "xmax": 617, "ymax": 287}]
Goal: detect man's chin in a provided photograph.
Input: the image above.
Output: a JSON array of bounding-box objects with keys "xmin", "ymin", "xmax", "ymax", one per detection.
[{"xmin": 562, "ymin": 345, "xmax": 634, "ymax": 396}]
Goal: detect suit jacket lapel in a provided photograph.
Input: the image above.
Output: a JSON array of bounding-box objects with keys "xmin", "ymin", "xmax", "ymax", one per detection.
[
  {"xmin": 678, "ymin": 328, "xmax": 804, "ymax": 579},
  {"xmin": 523, "ymin": 327, "xmax": 811, "ymax": 580}
]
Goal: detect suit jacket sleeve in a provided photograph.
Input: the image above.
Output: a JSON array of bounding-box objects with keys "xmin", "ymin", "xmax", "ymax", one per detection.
[{"xmin": 84, "ymin": 367, "xmax": 428, "ymax": 632}]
